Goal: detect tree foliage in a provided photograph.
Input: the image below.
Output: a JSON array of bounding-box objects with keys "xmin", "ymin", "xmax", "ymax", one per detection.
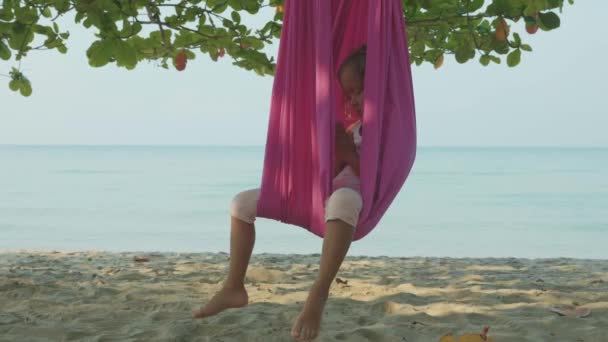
[{"xmin": 0, "ymin": 0, "xmax": 573, "ymax": 96}]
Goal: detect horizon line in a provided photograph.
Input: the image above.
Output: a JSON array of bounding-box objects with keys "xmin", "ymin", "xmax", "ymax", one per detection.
[{"xmin": 1, "ymin": 144, "xmax": 607, "ymax": 149}]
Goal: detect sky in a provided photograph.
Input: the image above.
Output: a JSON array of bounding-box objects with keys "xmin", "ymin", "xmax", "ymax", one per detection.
[{"xmin": 1, "ymin": 1, "xmax": 606, "ymax": 147}]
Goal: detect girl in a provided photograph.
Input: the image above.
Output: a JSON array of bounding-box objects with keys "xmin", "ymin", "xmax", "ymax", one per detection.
[{"xmin": 193, "ymin": 46, "xmax": 367, "ymax": 341}]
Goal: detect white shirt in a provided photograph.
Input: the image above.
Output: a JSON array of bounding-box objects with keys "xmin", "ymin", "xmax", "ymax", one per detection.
[{"xmin": 347, "ymin": 120, "xmax": 362, "ymax": 154}]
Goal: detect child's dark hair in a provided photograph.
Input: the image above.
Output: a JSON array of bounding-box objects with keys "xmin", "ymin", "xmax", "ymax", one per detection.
[{"xmin": 338, "ymin": 45, "xmax": 367, "ymax": 80}]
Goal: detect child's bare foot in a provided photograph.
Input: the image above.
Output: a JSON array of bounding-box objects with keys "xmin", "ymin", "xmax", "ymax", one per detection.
[
  {"xmin": 192, "ymin": 285, "xmax": 248, "ymax": 319},
  {"xmin": 291, "ymin": 282, "xmax": 329, "ymax": 341}
]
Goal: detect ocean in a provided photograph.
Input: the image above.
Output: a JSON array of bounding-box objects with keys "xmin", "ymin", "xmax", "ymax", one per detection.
[{"xmin": 1, "ymin": 145, "xmax": 606, "ymax": 258}]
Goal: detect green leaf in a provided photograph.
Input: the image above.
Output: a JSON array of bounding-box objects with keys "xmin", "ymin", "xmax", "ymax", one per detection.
[
  {"xmin": 42, "ymin": 7, "xmax": 52, "ymax": 18},
  {"xmin": 32, "ymin": 24, "xmax": 50, "ymax": 35},
  {"xmin": 520, "ymin": 44, "xmax": 532, "ymax": 52},
  {"xmin": 228, "ymin": 0, "xmax": 244, "ymax": 10},
  {"xmin": 411, "ymin": 41, "xmax": 425, "ymax": 56},
  {"xmin": 507, "ymin": 49, "xmax": 521, "ymax": 67},
  {"xmin": 455, "ymin": 46, "xmax": 474, "ymax": 64},
  {"xmin": 513, "ymin": 33, "xmax": 521, "ymax": 45},
  {"xmin": 480, "ymin": 55, "xmax": 490, "ymax": 66},
  {"xmin": 86, "ymin": 40, "xmax": 114, "ymax": 67},
  {"xmin": 539, "ymin": 11, "xmax": 560, "ymax": 30},
  {"xmin": 113, "ymin": 39, "xmax": 137, "ymax": 69},
  {"xmin": 0, "ymin": 40, "xmax": 11, "ymax": 60},
  {"xmin": 9, "ymin": 79, "xmax": 19, "ymax": 91},
  {"xmin": 8, "ymin": 29, "xmax": 35, "ymax": 50},
  {"xmin": 0, "ymin": 5, "xmax": 15, "ymax": 21},
  {"xmin": 0, "ymin": 22, "xmax": 10, "ymax": 34},
  {"xmin": 14, "ymin": 6, "xmax": 38, "ymax": 22},
  {"xmin": 118, "ymin": 19, "xmax": 132, "ymax": 37},
  {"xmin": 493, "ymin": 40, "xmax": 509, "ymax": 55},
  {"xmin": 213, "ymin": 2, "xmax": 229, "ymax": 13},
  {"xmin": 19, "ymin": 80, "xmax": 32, "ymax": 96},
  {"xmin": 469, "ymin": 0, "xmax": 484, "ymax": 12},
  {"xmin": 241, "ymin": 0, "xmax": 260, "ymax": 14},
  {"xmin": 222, "ymin": 19, "xmax": 234, "ymax": 29},
  {"xmin": 12, "ymin": 22, "xmax": 27, "ymax": 34},
  {"xmin": 231, "ymin": 11, "xmax": 241, "ymax": 23},
  {"xmin": 131, "ymin": 23, "xmax": 142, "ymax": 35},
  {"xmin": 477, "ymin": 19, "xmax": 491, "ymax": 34},
  {"xmin": 75, "ymin": 12, "xmax": 84, "ymax": 23},
  {"xmin": 54, "ymin": 0, "xmax": 70, "ymax": 12}
]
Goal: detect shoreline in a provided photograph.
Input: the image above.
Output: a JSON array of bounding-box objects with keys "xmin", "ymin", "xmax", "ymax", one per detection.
[
  {"xmin": 4, "ymin": 249, "xmax": 608, "ymax": 261},
  {"xmin": 1, "ymin": 251, "xmax": 606, "ymax": 341}
]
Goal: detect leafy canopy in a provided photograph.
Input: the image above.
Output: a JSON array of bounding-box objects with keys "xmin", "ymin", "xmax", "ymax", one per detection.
[{"xmin": 0, "ymin": 0, "xmax": 572, "ymax": 96}]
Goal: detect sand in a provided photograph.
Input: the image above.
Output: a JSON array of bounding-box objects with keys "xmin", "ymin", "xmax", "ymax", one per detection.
[{"xmin": 0, "ymin": 251, "xmax": 607, "ymax": 342}]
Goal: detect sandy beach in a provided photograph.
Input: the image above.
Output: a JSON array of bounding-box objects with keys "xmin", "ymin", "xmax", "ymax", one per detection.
[{"xmin": 0, "ymin": 251, "xmax": 606, "ymax": 341}]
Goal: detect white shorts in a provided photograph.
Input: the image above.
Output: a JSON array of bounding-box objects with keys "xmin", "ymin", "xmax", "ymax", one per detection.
[{"xmin": 230, "ymin": 186, "xmax": 363, "ymax": 228}]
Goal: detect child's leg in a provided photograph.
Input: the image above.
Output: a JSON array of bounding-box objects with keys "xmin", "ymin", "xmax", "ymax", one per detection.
[
  {"xmin": 315, "ymin": 187, "xmax": 362, "ymax": 290},
  {"xmin": 225, "ymin": 189, "xmax": 260, "ymax": 287},
  {"xmin": 292, "ymin": 188, "xmax": 362, "ymax": 340},
  {"xmin": 225, "ymin": 216, "xmax": 256, "ymax": 288},
  {"xmin": 193, "ymin": 188, "xmax": 260, "ymax": 319}
]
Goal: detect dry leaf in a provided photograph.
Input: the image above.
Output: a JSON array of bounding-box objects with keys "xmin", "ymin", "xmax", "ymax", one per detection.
[{"xmin": 439, "ymin": 326, "xmax": 494, "ymax": 342}]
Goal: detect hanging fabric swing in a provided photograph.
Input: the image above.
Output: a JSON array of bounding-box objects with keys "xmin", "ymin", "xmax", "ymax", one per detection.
[{"xmin": 256, "ymin": 0, "xmax": 417, "ymax": 241}]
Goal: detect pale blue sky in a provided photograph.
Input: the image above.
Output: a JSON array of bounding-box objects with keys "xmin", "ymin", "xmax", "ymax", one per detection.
[{"xmin": 1, "ymin": 1, "xmax": 606, "ymax": 146}]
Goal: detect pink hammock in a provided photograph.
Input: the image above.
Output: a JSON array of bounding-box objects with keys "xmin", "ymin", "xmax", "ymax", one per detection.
[{"xmin": 257, "ymin": 0, "xmax": 417, "ymax": 241}]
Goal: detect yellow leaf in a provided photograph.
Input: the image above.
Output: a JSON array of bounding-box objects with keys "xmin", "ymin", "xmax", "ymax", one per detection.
[
  {"xmin": 438, "ymin": 327, "xmax": 494, "ymax": 342},
  {"xmin": 456, "ymin": 333, "xmax": 494, "ymax": 342},
  {"xmin": 434, "ymin": 54, "xmax": 444, "ymax": 70},
  {"xmin": 439, "ymin": 333, "xmax": 458, "ymax": 342}
]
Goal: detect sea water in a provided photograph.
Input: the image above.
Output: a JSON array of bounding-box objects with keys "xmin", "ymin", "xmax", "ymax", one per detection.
[{"xmin": 1, "ymin": 145, "xmax": 606, "ymax": 258}]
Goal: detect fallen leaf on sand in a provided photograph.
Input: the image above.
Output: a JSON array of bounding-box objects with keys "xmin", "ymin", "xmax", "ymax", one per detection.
[{"xmin": 440, "ymin": 326, "xmax": 494, "ymax": 342}]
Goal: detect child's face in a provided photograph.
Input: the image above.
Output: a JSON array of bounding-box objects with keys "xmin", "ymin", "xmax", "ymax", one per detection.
[{"xmin": 339, "ymin": 65, "xmax": 364, "ymax": 118}]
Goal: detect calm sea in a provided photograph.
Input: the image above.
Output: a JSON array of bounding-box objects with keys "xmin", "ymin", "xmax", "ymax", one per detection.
[{"xmin": 1, "ymin": 146, "xmax": 606, "ymax": 258}]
